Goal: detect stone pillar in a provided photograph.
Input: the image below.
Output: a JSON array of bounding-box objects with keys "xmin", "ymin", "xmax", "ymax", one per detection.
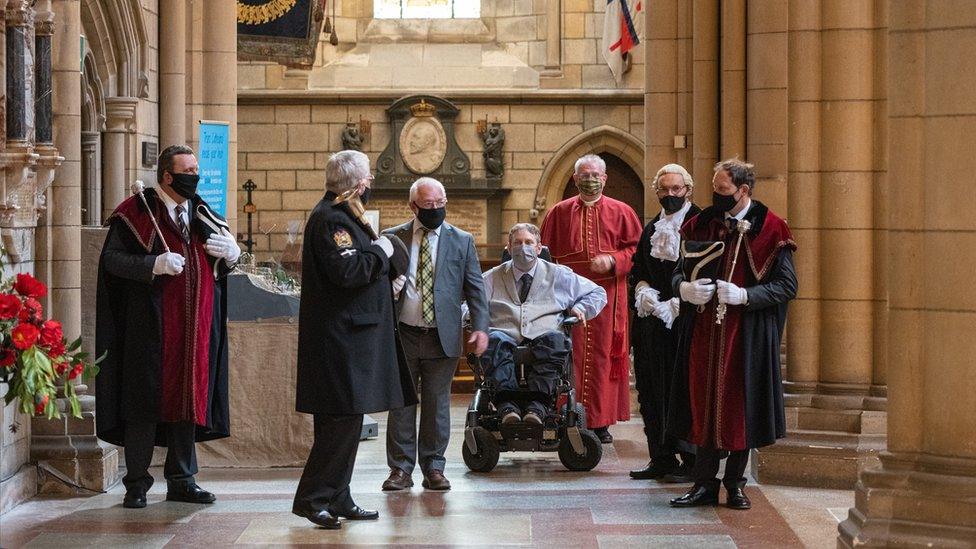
[
  {"xmin": 80, "ymin": 131, "xmax": 100, "ymax": 225},
  {"xmin": 30, "ymin": 0, "xmax": 119, "ymax": 495},
  {"xmin": 719, "ymin": 0, "xmax": 745, "ymax": 158},
  {"xmin": 158, "ymin": 0, "xmax": 185, "ymax": 148},
  {"xmin": 1, "ymin": 1, "xmax": 39, "ymax": 256},
  {"xmin": 691, "ymin": 0, "xmax": 719, "ymax": 191},
  {"xmin": 839, "ymin": 4, "xmax": 976, "ymax": 545},
  {"xmin": 101, "ymin": 96, "xmax": 137, "ymax": 219},
  {"xmin": 195, "ymin": 0, "xmax": 237, "ymax": 233},
  {"xmin": 752, "ymin": 0, "xmax": 887, "ymax": 489}
]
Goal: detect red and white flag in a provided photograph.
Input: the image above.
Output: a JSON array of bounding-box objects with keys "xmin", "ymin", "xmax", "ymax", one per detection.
[{"xmin": 602, "ymin": 0, "xmax": 644, "ymax": 84}]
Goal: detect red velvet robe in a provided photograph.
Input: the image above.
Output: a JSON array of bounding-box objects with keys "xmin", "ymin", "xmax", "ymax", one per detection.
[
  {"xmin": 108, "ymin": 195, "xmax": 216, "ymax": 426},
  {"xmin": 540, "ymin": 195, "xmax": 643, "ymax": 428},
  {"xmin": 679, "ymin": 203, "xmax": 796, "ymax": 450}
]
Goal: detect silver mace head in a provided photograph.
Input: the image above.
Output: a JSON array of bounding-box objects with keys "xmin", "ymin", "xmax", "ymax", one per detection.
[{"xmin": 130, "ymin": 180, "xmax": 146, "ymax": 195}]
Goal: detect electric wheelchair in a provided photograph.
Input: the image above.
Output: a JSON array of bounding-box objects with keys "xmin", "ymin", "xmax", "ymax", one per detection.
[{"xmin": 461, "ymin": 315, "xmax": 603, "ymax": 473}]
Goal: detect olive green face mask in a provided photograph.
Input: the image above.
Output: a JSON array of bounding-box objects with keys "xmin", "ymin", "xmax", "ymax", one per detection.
[{"xmin": 576, "ymin": 176, "xmax": 603, "ymax": 196}]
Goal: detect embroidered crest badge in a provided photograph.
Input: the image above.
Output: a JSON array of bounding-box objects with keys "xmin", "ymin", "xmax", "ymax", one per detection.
[{"xmin": 332, "ymin": 229, "xmax": 353, "ymax": 248}]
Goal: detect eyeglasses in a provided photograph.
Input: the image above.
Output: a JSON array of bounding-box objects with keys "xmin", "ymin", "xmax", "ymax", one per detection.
[
  {"xmin": 655, "ymin": 185, "xmax": 689, "ymax": 197},
  {"xmin": 415, "ymin": 198, "xmax": 448, "ymax": 209}
]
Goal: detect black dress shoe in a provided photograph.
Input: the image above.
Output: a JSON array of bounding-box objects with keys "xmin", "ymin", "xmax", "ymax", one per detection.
[
  {"xmin": 725, "ymin": 480, "xmax": 752, "ymax": 510},
  {"xmin": 293, "ymin": 508, "xmax": 341, "ymax": 529},
  {"xmin": 629, "ymin": 461, "xmax": 673, "ymax": 480},
  {"xmin": 123, "ymin": 489, "xmax": 147, "ymax": 509},
  {"xmin": 166, "ymin": 483, "xmax": 216, "ymax": 504},
  {"xmin": 669, "ymin": 479, "xmax": 720, "ymax": 507},
  {"xmin": 593, "ymin": 427, "xmax": 613, "ymax": 444},
  {"xmin": 330, "ymin": 504, "xmax": 379, "ymax": 520}
]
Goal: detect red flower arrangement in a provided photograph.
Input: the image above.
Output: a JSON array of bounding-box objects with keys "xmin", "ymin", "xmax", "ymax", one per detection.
[{"xmin": 0, "ymin": 269, "xmax": 102, "ymax": 419}]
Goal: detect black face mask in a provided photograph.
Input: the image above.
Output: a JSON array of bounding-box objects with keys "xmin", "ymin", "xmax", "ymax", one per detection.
[
  {"xmin": 659, "ymin": 195, "xmax": 685, "ymax": 215},
  {"xmin": 168, "ymin": 172, "xmax": 200, "ymax": 200},
  {"xmin": 712, "ymin": 189, "xmax": 742, "ymax": 213},
  {"xmin": 416, "ymin": 206, "xmax": 446, "ymax": 230},
  {"xmin": 359, "ymin": 186, "xmax": 372, "ymax": 204}
]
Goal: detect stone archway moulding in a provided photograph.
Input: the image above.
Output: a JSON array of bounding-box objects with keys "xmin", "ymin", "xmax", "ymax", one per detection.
[
  {"xmin": 531, "ymin": 125, "xmax": 645, "ymax": 221},
  {"xmin": 80, "ymin": 0, "xmax": 149, "ymax": 99}
]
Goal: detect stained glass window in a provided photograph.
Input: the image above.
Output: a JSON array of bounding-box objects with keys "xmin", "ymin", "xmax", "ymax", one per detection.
[{"xmin": 374, "ymin": 0, "xmax": 480, "ymax": 19}]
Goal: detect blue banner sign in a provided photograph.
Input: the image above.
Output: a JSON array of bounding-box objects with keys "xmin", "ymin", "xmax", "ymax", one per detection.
[{"xmin": 198, "ymin": 120, "xmax": 229, "ymax": 217}]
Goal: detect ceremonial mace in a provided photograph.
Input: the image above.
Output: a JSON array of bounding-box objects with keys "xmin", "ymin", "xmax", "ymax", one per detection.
[
  {"xmin": 715, "ymin": 219, "xmax": 751, "ymax": 325},
  {"xmin": 130, "ymin": 180, "xmax": 171, "ymax": 253},
  {"xmin": 332, "ymin": 188, "xmax": 378, "ymax": 239}
]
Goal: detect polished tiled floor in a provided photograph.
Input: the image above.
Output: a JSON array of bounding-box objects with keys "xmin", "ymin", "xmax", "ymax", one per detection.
[{"xmin": 0, "ymin": 397, "xmax": 852, "ymax": 548}]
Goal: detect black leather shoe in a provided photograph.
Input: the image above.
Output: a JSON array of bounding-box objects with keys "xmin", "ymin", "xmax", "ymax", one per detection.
[
  {"xmin": 725, "ymin": 480, "xmax": 752, "ymax": 510},
  {"xmin": 593, "ymin": 427, "xmax": 613, "ymax": 444},
  {"xmin": 166, "ymin": 483, "xmax": 216, "ymax": 504},
  {"xmin": 629, "ymin": 461, "xmax": 673, "ymax": 480},
  {"xmin": 330, "ymin": 504, "xmax": 379, "ymax": 520},
  {"xmin": 293, "ymin": 508, "xmax": 341, "ymax": 529},
  {"xmin": 669, "ymin": 480, "xmax": 720, "ymax": 507},
  {"xmin": 123, "ymin": 489, "xmax": 147, "ymax": 509}
]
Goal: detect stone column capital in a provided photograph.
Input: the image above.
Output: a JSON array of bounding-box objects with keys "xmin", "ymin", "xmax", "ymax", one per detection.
[
  {"xmin": 4, "ymin": 1, "xmax": 32, "ymax": 27},
  {"xmin": 104, "ymin": 96, "xmax": 139, "ymax": 132}
]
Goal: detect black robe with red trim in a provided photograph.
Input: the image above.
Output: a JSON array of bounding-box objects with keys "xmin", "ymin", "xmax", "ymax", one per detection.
[
  {"xmin": 95, "ymin": 187, "xmax": 232, "ymax": 447},
  {"xmin": 667, "ymin": 200, "xmax": 797, "ymax": 451}
]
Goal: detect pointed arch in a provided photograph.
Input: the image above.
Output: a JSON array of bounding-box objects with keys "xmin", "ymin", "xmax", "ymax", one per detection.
[
  {"xmin": 81, "ymin": 0, "xmax": 149, "ymax": 99},
  {"xmin": 532, "ymin": 125, "xmax": 646, "ymax": 220}
]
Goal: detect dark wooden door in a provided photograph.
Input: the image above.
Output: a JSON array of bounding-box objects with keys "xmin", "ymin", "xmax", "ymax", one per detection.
[{"xmin": 562, "ymin": 153, "xmax": 644, "ymax": 218}]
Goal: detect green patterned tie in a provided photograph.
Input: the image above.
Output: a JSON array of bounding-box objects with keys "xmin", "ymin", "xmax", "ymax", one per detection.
[{"xmin": 418, "ymin": 228, "xmax": 435, "ymax": 324}]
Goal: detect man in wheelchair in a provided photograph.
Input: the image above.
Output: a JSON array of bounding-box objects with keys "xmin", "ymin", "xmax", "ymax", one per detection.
[{"xmin": 479, "ymin": 223, "xmax": 607, "ymax": 424}]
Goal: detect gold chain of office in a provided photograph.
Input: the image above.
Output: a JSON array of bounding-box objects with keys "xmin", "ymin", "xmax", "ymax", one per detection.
[{"xmin": 236, "ymin": 0, "xmax": 298, "ymax": 25}]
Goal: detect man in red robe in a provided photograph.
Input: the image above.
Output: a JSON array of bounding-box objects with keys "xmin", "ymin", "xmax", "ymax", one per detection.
[
  {"xmin": 668, "ymin": 159, "xmax": 797, "ymax": 511},
  {"xmin": 96, "ymin": 145, "xmax": 240, "ymax": 509},
  {"xmin": 540, "ymin": 154, "xmax": 642, "ymax": 443}
]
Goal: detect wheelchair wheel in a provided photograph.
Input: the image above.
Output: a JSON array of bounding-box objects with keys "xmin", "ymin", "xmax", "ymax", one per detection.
[
  {"xmin": 558, "ymin": 429, "xmax": 602, "ymax": 471},
  {"xmin": 462, "ymin": 427, "xmax": 500, "ymax": 473}
]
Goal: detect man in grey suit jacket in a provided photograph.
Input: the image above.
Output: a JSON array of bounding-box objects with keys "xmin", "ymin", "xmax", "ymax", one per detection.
[{"xmin": 382, "ymin": 177, "xmax": 489, "ymax": 491}]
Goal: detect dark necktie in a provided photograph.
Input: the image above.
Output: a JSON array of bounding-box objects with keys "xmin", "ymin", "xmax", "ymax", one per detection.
[
  {"xmin": 175, "ymin": 205, "xmax": 190, "ymax": 242},
  {"xmin": 518, "ymin": 273, "xmax": 533, "ymax": 303},
  {"xmin": 726, "ymin": 217, "xmax": 738, "ymax": 231}
]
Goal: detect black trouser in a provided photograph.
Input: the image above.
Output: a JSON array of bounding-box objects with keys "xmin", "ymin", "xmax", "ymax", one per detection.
[
  {"xmin": 482, "ymin": 330, "xmax": 568, "ymax": 416},
  {"xmin": 633, "ymin": 316, "xmax": 694, "ymax": 470},
  {"xmin": 123, "ymin": 421, "xmax": 198, "ymax": 493},
  {"xmin": 293, "ymin": 413, "xmax": 364, "ymax": 515},
  {"xmin": 693, "ymin": 447, "xmax": 749, "ymax": 488}
]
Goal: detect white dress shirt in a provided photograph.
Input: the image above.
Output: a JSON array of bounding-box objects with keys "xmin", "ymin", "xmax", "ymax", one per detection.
[
  {"xmin": 400, "ymin": 219, "xmax": 441, "ymax": 328},
  {"xmin": 481, "ymin": 260, "xmax": 603, "ymax": 320},
  {"xmin": 726, "ymin": 197, "xmax": 752, "ymax": 223},
  {"xmin": 157, "ymin": 187, "xmax": 190, "ymax": 229}
]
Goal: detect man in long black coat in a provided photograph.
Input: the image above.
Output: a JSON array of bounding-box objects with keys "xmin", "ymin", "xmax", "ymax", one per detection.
[
  {"xmin": 96, "ymin": 145, "xmax": 239, "ymax": 509},
  {"xmin": 668, "ymin": 159, "xmax": 797, "ymax": 511},
  {"xmin": 628, "ymin": 164, "xmax": 700, "ymax": 482},
  {"xmin": 292, "ymin": 149, "xmax": 416, "ymax": 529}
]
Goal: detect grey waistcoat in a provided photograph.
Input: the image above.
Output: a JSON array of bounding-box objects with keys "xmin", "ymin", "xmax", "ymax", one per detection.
[{"xmin": 487, "ymin": 260, "xmax": 563, "ymax": 342}]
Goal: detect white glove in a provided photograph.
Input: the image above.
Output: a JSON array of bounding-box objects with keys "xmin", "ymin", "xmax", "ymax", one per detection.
[
  {"xmin": 153, "ymin": 252, "xmax": 185, "ymax": 276},
  {"xmin": 633, "ymin": 282, "xmax": 660, "ymax": 318},
  {"xmin": 717, "ymin": 280, "xmax": 749, "ymax": 306},
  {"xmin": 392, "ymin": 274, "xmax": 406, "ymax": 297},
  {"xmin": 679, "ymin": 278, "xmax": 716, "ymax": 305},
  {"xmin": 651, "ymin": 297, "xmax": 679, "ymax": 329},
  {"xmin": 205, "ymin": 228, "xmax": 241, "ymax": 263},
  {"xmin": 372, "ymin": 235, "xmax": 394, "ymax": 258}
]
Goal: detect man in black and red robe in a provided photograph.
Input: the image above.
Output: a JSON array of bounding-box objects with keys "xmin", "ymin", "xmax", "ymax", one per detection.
[
  {"xmin": 668, "ymin": 159, "xmax": 797, "ymax": 510},
  {"xmin": 96, "ymin": 145, "xmax": 239, "ymax": 509}
]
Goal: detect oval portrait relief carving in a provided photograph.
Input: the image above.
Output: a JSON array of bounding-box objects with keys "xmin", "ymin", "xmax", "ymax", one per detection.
[{"xmin": 400, "ymin": 114, "xmax": 447, "ymax": 175}]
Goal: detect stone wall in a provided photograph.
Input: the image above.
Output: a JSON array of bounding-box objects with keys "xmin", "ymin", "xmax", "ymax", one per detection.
[{"xmin": 237, "ymin": 98, "xmax": 644, "ymax": 260}]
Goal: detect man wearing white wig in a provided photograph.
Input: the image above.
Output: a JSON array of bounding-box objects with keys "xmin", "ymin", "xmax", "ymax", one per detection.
[{"xmin": 628, "ymin": 164, "xmax": 700, "ymax": 482}]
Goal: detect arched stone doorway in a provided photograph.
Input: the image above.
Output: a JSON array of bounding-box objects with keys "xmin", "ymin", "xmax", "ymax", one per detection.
[
  {"xmin": 560, "ymin": 153, "xmax": 644, "ymax": 218},
  {"xmin": 532, "ymin": 125, "xmax": 645, "ymax": 222}
]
